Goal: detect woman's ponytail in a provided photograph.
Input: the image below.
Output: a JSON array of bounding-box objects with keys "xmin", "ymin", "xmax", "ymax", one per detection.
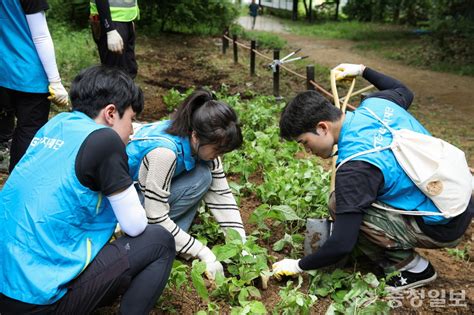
[
  {"xmin": 167, "ymin": 88, "xmax": 243, "ymax": 153},
  {"xmin": 166, "ymin": 89, "xmax": 213, "ymax": 136}
]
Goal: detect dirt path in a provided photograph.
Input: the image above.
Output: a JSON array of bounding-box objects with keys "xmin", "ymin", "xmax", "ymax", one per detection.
[{"xmin": 242, "ymin": 16, "xmax": 474, "ymax": 112}]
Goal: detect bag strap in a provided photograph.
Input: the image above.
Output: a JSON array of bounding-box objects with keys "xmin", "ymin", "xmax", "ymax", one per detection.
[
  {"xmin": 364, "ymin": 107, "xmax": 397, "ymax": 135},
  {"xmin": 336, "ymin": 107, "xmax": 449, "ymax": 218},
  {"xmin": 335, "ymin": 144, "xmax": 392, "ymax": 172},
  {"xmin": 371, "ymin": 202, "xmax": 452, "ymax": 217}
]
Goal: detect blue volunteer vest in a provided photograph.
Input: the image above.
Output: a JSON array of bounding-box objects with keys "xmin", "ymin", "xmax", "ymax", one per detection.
[
  {"xmin": 0, "ymin": 0, "xmax": 49, "ymax": 93},
  {"xmin": 0, "ymin": 111, "xmax": 117, "ymax": 305},
  {"xmin": 337, "ymin": 98, "xmax": 447, "ymax": 224},
  {"xmin": 127, "ymin": 120, "xmax": 196, "ymax": 181}
]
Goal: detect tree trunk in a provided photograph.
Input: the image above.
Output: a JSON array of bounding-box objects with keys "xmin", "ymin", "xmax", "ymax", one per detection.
[
  {"xmin": 292, "ymin": 0, "xmax": 298, "ymax": 21},
  {"xmin": 334, "ymin": 0, "xmax": 340, "ymax": 21},
  {"xmin": 303, "ymin": 0, "xmax": 309, "ymax": 19}
]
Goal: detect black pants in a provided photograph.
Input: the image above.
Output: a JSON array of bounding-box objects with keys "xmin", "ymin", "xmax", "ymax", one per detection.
[
  {"xmin": 0, "ymin": 88, "xmax": 14, "ymax": 144},
  {"xmin": 0, "ymin": 87, "xmax": 50, "ymax": 172},
  {"xmin": 0, "ymin": 225, "xmax": 176, "ymax": 315},
  {"xmin": 93, "ymin": 21, "xmax": 138, "ymax": 79}
]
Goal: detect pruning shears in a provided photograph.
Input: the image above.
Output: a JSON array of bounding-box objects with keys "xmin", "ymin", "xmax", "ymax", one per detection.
[{"xmin": 267, "ymin": 48, "xmax": 308, "ymax": 72}]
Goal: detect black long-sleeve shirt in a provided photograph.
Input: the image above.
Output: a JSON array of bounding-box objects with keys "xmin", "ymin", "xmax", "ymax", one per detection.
[
  {"xmin": 95, "ymin": 0, "xmax": 114, "ymax": 32},
  {"xmin": 299, "ymin": 67, "xmax": 474, "ymax": 271}
]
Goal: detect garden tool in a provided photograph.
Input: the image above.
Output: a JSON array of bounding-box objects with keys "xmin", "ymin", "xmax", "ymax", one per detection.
[
  {"xmin": 267, "ymin": 48, "xmax": 308, "ymax": 72},
  {"xmin": 303, "ymin": 72, "xmax": 356, "ymax": 255},
  {"xmin": 304, "ymin": 218, "xmax": 334, "ymax": 255}
]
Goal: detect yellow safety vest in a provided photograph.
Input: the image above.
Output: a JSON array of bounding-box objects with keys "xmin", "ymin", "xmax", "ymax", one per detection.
[{"xmin": 90, "ymin": 0, "xmax": 139, "ymax": 22}]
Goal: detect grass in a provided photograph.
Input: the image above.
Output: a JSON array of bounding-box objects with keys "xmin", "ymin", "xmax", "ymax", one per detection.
[
  {"xmin": 286, "ymin": 20, "xmax": 412, "ymax": 41},
  {"xmin": 49, "ymin": 22, "xmax": 98, "ymax": 85},
  {"xmin": 229, "ymin": 24, "xmax": 286, "ymax": 50},
  {"xmin": 284, "ymin": 19, "xmax": 474, "ymax": 76}
]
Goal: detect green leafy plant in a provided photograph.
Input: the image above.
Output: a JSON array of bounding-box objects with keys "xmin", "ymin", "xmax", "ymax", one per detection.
[
  {"xmin": 309, "ymin": 269, "xmax": 390, "ymax": 314},
  {"xmin": 190, "ymin": 204, "xmax": 225, "ymax": 247},
  {"xmin": 273, "ymin": 233, "xmax": 305, "ymax": 256},
  {"xmin": 162, "ymin": 88, "xmax": 193, "ymax": 112},
  {"xmin": 446, "ymin": 245, "xmax": 471, "ymax": 262},
  {"xmin": 273, "ymin": 277, "xmax": 318, "ymax": 315}
]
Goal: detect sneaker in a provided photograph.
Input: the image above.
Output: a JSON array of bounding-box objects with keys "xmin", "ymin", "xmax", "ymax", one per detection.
[{"xmin": 386, "ymin": 262, "xmax": 437, "ymax": 292}]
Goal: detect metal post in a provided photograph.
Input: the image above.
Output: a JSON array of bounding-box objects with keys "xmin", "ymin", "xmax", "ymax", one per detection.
[
  {"xmin": 306, "ymin": 65, "xmax": 315, "ymax": 90},
  {"xmin": 273, "ymin": 49, "xmax": 280, "ymax": 98},
  {"xmin": 250, "ymin": 40, "xmax": 256, "ymax": 76},
  {"xmin": 233, "ymin": 35, "xmax": 238, "ymax": 64}
]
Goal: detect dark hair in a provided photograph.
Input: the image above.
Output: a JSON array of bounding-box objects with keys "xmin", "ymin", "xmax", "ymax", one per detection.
[
  {"xmin": 70, "ymin": 65, "xmax": 144, "ymax": 118},
  {"xmin": 279, "ymin": 90, "xmax": 342, "ymax": 140},
  {"xmin": 166, "ymin": 88, "xmax": 243, "ymax": 153}
]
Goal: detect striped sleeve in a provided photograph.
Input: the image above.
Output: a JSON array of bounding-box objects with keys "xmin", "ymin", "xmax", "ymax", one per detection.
[
  {"xmin": 204, "ymin": 157, "xmax": 246, "ymax": 241},
  {"xmin": 140, "ymin": 147, "xmax": 205, "ymax": 257}
]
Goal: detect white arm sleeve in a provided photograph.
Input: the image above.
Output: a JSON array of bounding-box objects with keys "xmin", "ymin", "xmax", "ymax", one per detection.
[
  {"xmin": 107, "ymin": 184, "xmax": 148, "ymax": 237},
  {"xmin": 25, "ymin": 11, "xmax": 61, "ymax": 83}
]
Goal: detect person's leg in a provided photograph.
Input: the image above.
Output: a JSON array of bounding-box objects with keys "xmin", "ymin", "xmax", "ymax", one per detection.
[
  {"xmin": 167, "ymin": 162, "xmax": 212, "ymax": 232},
  {"xmin": 0, "ymin": 88, "xmax": 14, "ymax": 171},
  {"xmin": 123, "ymin": 21, "xmax": 138, "ymax": 79},
  {"xmin": 0, "ymin": 87, "xmax": 14, "ymax": 143},
  {"xmin": 54, "ymin": 225, "xmax": 175, "ymax": 314},
  {"xmin": 95, "ymin": 21, "xmax": 137, "ymax": 79},
  {"xmin": 9, "ymin": 89, "xmax": 50, "ymax": 172},
  {"xmin": 118, "ymin": 225, "xmax": 175, "ymax": 314},
  {"xmin": 356, "ymin": 206, "xmax": 460, "ymax": 290},
  {"xmin": 357, "ymin": 207, "xmax": 460, "ymax": 271}
]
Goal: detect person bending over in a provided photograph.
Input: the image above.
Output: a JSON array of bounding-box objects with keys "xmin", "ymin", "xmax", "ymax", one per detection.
[
  {"xmin": 0, "ymin": 65, "xmax": 175, "ymax": 314},
  {"xmin": 127, "ymin": 89, "xmax": 247, "ymax": 280},
  {"xmin": 273, "ymin": 63, "xmax": 473, "ymax": 292}
]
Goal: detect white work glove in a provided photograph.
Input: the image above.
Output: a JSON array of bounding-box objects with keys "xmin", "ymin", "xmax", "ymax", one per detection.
[
  {"xmin": 332, "ymin": 63, "xmax": 365, "ymax": 81},
  {"xmin": 107, "ymin": 29, "xmax": 124, "ymax": 54},
  {"xmin": 48, "ymin": 81, "xmax": 69, "ymax": 107},
  {"xmin": 197, "ymin": 246, "xmax": 224, "ymax": 280},
  {"xmin": 272, "ymin": 258, "xmax": 303, "ymax": 280}
]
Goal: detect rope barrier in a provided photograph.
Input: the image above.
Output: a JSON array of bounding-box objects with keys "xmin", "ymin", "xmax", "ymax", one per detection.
[
  {"xmin": 280, "ymin": 64, "xmax": 306, "ymax": 79},
  {"xmin": 222, "ymin": 33, "xmax": 374, "ymax": 111},
  {"xmin": 252, "ymin": 49, "xmax": 273, "ymax": 61}
]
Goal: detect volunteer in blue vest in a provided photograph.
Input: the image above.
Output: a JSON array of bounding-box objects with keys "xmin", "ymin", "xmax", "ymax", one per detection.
[
  {"xmin": 90, "ymin": 0, "xmax": 139, "ymax": 79},
  {"xmin": 127, "ymin": 89, "xmax": 247, "ymax": 280},
  {"xmin": 273, "ymin": 63, "xmax": 473, "ymax": 291},
  {"xmin": 0, "ymin": 0, "xmax": 68, "ymax": 173},
  {"xmin": 0, "ymin": 65, "xmax": 175, "ymax": 314}
]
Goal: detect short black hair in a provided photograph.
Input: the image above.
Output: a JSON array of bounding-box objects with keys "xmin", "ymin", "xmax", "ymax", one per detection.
[
  {"xmin": 279, "ymin": 90, "xmax": 342, "ymax": 140},
  {"xmin": 70, "ymin": 65, "xmax": 144, "ymax": 118}
]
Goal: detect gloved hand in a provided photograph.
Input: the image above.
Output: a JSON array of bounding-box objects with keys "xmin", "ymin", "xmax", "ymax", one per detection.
[
  {"xmin": 272, "ymin": 258, "xmax": 303, "ymax": 280},
  {"xmin": 107, "ymin": 29, "xmax": 124, "ymax": 54},
  {"xmin": 332, "ymin": 63, "xmax": 365, "ymax": 81},
  {"xmin": 197, "ymin": 246, "xmax": 224, "ymax": 280},
  {"xmin": 48, "ymin": 81, "xmax": 69, "ymax": 107}
]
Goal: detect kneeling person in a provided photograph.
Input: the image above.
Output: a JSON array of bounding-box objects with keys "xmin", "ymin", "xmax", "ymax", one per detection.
[
  {"xmin": 127, "ymin": 89, "xmax": 247, "ymax": 280},
  {"xmin": 0, "ymin": 66, "xmax": 175, "ymax": 314},
  {"xmin": 273, "ymin": 63, "xmax": 473, "ymax": 291}
]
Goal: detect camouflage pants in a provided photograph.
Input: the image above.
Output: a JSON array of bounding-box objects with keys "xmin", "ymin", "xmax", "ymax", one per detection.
[
  {"xmin": 355, "ymin": 206, "xmax": 461, "ymax": 273},
  {"xmin": 327, "ymin": 195, "xmax": 461, "ymax": 273}
]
